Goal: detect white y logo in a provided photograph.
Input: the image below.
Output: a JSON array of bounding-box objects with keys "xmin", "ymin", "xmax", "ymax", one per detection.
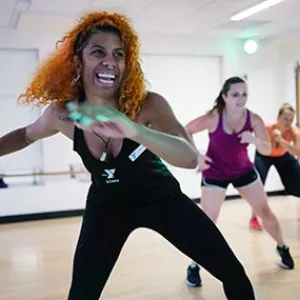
[{"xmin": 104, "ymin": 169, "xmax": 116, "ymax": 179}]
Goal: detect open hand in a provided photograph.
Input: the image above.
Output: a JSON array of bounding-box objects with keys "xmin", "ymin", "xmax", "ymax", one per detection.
[
  {"xmin": 66, "ymin": 102, "xmax": 139, "ymax": 138},
  {"xmin": 196, "ymin": 154, "xmax": 212, "ymax": 172}
]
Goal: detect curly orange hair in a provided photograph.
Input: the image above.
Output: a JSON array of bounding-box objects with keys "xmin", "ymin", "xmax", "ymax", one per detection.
[{"xmin": 18, "ymin": 11, "xmax": 147, "ymax": 120}]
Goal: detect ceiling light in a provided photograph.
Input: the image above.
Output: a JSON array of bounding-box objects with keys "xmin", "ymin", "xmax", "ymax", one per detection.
[
  {"xmin": 231, "ymin": 0, "xmax": 287, "ymax": 21},
  {"xmin": 243, "ymin": 39, "xmax": 259, "ymax": 54}
]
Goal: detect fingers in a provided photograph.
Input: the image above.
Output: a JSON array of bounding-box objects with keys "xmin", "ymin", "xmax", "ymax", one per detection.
[
  {"xmin": 80, "ymin": 104, "xmax": 119, "ymax": 124},
  {"xmin": 196, "ymin": 163, "xmax": 210, "ymax": 173},
  {"xmin": 74, "ymin": 122, "xmax": 93, "ymax": 133},
  {"xmin": 195, "ymin": 155, "xmax": 212, "ymax": 173},
  {"xmin": 81, "ymin": 103, "xmax": 117, "ymax": 117},
  {"xmin": 92, "ymin": 122, "xmax": 123, "ymax": 134},
  {"xmin": 65, "ymin": 102, "xmax": 114, "ymax": 126},
  {"xmin": 205, "ymin": 155, "xmax": 213, "ymax": 163},
  {"xmin": 202, "ymin": 163, "xmax": 210, "ymax": 170}
]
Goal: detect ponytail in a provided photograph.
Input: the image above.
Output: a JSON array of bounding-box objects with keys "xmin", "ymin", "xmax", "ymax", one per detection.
[{"xmin": 208, "ymin": 91, "xmax": 225, "ymax": 114}]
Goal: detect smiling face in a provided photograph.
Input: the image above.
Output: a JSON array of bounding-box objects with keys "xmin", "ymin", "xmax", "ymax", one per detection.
[{"xmin": 76, "ymin": 28, "xmax": 126, "ymax": 101}]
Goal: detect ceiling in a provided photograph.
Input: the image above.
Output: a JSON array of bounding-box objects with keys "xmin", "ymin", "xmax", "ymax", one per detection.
[{"xmin": 1, "ymin": 0, "xmax": 300, "ymax": 39}]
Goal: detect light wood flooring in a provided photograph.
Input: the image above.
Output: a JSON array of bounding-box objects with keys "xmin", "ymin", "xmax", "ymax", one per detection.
[{"xmin": 0, "ymin": 196, "xmax": 299, "ymax": 300}]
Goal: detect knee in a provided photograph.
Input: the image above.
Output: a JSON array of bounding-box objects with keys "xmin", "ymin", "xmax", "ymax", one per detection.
[
  {"xmin": 210, "ymin": 215, "xmax": 218, "ymax": 223},
  {"xmin": 255, "ymin": 205, "xmax": 274, "ymax": 220},
  {"xmin": 201, "ymin": 206, "xmax": 219, "ymax": 223},
  {"xmin": 223, "ymin": 259, "xmax": 248, "ymax": 283}
]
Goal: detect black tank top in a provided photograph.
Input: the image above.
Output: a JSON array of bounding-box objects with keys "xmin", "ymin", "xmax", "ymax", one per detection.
[{"xmin": 73, "ymin": 126, "xmax": 181, "ymax": 205}]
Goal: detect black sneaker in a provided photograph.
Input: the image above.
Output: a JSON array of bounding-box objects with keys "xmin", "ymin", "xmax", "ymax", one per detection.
[
  {"xmin": 277, "ymin": 245, "xmax": 295, "ymax": 269},
  {"xmin": 186, "ymin": 263, "xmax": 202, "ymax": 287}
]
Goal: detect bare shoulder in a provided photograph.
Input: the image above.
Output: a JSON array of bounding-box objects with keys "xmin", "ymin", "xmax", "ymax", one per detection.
[
  {"xmin": 137, "ymin": 91, "xmax": 173, "ymax": 123},
  {"xmin": 201, "ymin": 110, "xmax": 217, "ymax": 124},
  {"xmin": 186, "ymin": 109, "xmax": 217, "ymax": 134},
  {"xmin": 45, "ymin": 102, "xmax": 68, "ymax": 118},
  {"xmin": 249, "ymin": 110, "xmax": 265, "ymax": 128},
  {"xmin": 141, "ymin": 91, "xmax": 170, "ymax": 111}
]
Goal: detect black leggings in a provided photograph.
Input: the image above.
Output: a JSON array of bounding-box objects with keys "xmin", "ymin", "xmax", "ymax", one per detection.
[
  {"xmin": 255, "ymin": 151, "xmax": 300, "ymax": 197},
  {"xmin": 67, "ymin": 192, "xmax": 255, "ymax": 300}
]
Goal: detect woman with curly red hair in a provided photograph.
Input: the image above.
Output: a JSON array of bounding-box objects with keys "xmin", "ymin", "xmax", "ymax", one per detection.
[{"xmin": 0, "ymin": 11, "xmax": 255, "ymax": 299}]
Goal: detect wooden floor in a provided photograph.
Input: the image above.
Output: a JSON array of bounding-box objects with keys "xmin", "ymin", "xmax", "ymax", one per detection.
[{"xmin": 0, "ymin": 196, "xmax": 299, "ymax": 300}]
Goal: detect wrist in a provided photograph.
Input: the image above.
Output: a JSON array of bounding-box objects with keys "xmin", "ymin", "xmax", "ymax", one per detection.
[{"xmin": 128, "ymin": 122, "xmax": 144, "ymax": 140}]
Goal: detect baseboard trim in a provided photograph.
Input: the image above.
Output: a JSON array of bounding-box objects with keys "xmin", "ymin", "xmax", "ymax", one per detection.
[
  {"xmin": 0, "ymin": 209, "xmax": 84, "ymax": 224},
  {"xmin": 193, "ymin": 190, "xmax": 286, "ymax": 204},
  {"xmin": 0, "ymin": 190, "xmax": 286, "ymax": 224}
]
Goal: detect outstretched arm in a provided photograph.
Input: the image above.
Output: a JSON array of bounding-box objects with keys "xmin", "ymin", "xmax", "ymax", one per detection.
[
  {"xmin": 70, "ymin": 93, "xmax": 199, "ymax": 169},
  {"xmin": 0, "ymin": 105, "xmax": 59, "ymax": 157}
]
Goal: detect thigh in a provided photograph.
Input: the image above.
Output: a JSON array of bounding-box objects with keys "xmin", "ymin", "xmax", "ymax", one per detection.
[
  {"xmin": 232, "ymin": 169, "xmax": 259, "ymax": 189},
  {"xmin": 254, "ymin": 152, "xmax": 272, "ymax": 184},
  {"xmin": 201, "ymin": 179, "xmax": 228, "ymax": 223},
  {"xmin": 148, "ymin": 193, "xmax": 245, "ymax": 283},
  {"xmin": 236, "ymin": 177, "xmax": 270, "ymax": 216},
  {"xmin": 67, "ymin": 198, "xmax": 133, "ymax": 300},
  {"xmin": 275, "ymin": 154, "xmax": 300, "ymax": 197}
]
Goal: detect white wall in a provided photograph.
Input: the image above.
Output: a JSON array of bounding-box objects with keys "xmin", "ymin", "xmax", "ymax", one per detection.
[
  {"xmin": 0, "ymin": 49, "xmax": 43, "ymax": 174},
  {"xmin": 1, "ymin": 27, "xmax": 299, "ymax": 217},
  {"xmin": 141, "ymin": 54, "xmax": 221, "ymax": 199},
  {"xmin": 237, "ymin": 36, "xmax": 300, "ymax": 193}
]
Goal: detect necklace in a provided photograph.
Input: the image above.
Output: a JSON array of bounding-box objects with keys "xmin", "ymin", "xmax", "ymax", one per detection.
[{"xmin": 92, "ymin": 130, "xmax": 111, "ymax": 163}]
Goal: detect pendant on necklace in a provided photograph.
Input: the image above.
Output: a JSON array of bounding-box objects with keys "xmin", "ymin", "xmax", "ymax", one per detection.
[{"xmin": 100, "ymin": 151, "xmax": 111, "ymax": 163}]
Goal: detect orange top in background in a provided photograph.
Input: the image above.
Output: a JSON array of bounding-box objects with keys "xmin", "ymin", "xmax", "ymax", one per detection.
[{"xmin": 267, "ymin": 124, "xmax": 295, "ymax": 157}]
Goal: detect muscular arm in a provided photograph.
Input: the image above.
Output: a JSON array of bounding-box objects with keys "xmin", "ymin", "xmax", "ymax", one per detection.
[
  {"xmin": 0, "ymin": 105, "xmax": 59, "ymax": 157},
  {"xmin": 132, "ymin": 92, "xmax": 198, "ymax": 169},
  {"xmin": 251, "ymin": 113, "xmax": 271, "ymax": 156}
]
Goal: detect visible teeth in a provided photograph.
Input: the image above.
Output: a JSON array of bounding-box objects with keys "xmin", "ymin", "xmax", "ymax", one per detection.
[
  {"xmin": 96, "ymin": 73, "xmax": 116, "ymax": 79},
  {"xmin": 99, "ymin": 79, "xmax": 114, "ymax": 84}
]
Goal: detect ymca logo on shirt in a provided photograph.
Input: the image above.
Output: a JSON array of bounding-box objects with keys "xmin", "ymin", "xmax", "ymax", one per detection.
[
  {"xmin": 102, "ymin": 168, "xmax": 120, "ymax": 184},
  {"xmin": 129, "ymin": 144, "xmax": 147, "ymax": 161}
]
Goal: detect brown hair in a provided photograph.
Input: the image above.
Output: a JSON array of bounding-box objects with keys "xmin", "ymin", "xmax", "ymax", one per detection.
[
  {"xmin": 209, "ymin": 76, "xmax": 246, "ymax": 114},
  {"xmin": 278, "ymin": 103, "xmax": 295, "ymax": 117}
]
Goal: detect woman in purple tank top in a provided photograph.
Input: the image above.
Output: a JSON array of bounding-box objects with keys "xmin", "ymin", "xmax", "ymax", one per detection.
[{"xmin": 184, "ymin": 77, "xmax": 295, "ymax": 287}]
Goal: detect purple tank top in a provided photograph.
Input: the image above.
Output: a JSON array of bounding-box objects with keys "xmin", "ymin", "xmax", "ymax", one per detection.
[{"xmin": 202, "ymin": 109, "xmax": 254, "ymax": 180}]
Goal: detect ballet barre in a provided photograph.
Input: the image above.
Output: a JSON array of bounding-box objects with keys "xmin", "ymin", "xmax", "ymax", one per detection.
[{"xmin": 0, "ymin": 169, "xmax": 88, "ymax": 178}]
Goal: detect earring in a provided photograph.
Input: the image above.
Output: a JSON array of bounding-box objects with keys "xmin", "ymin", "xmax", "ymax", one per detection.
[{"xmin": 71, "ymin": 74, "xmax": 81, "ymax": 86}]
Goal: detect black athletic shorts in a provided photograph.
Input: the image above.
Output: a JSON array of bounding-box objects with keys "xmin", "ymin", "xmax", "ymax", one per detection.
[{"xmin": 201, "ymin": 169, "xmax": 258, "ymax": 189}]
